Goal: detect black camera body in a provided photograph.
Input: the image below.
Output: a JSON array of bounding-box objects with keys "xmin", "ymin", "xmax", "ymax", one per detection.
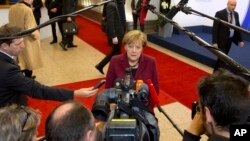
[
  {"xmin": 92, "ymin": 68, "xmax": 159, "ymax": 141},
  {"xmin": 191, "ymin": 101, "xmax": 199, "ymax": 119}
]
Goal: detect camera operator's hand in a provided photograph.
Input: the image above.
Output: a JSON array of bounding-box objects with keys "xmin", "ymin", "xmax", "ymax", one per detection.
[
  {"xmin": 74, "ymin": 87, "xmax": 98, "ymax": 97},
  {"xmin": 186, "ymin": 112, "xmax": 206, "ymax": 136},
  {"xmin": 110, "ymin": 103, "xmax": 117, "ymax": 110}
]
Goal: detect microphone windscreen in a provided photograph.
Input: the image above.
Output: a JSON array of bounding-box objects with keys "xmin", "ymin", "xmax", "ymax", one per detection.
[
  {"xmin": 138, "ymin": 83, "xmax": 149, "ymax": 100},
  {"xmin": 146, "ymin": 79, "xmax": 159, "ymax": 109},
  {"xmin": 135, "ymin": 80, "xmax": 144, "ymax": 92}
]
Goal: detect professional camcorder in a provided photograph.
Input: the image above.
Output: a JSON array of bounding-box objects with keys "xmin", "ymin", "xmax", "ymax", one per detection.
[{"xmin": 92, "ymin": 68, "xmax": 159, "ymax": 141}]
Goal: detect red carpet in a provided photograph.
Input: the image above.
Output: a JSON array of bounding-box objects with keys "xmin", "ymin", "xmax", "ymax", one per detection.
[{"xmin": 75, "ymin": 16, "xmax": 209, "ymax": 108}]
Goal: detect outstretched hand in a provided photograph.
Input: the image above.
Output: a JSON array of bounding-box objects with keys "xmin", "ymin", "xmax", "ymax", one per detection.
[{"xmin": 74, "ymin": 87, "xmax": 98, "ymax": 97}]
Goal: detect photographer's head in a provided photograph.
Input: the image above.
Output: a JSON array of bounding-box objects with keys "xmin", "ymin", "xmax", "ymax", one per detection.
[
  {"xmin": 0, "ymin": 104, "xmax": 40, "ymax": 141},
  {"xmin": 0, "ymin": 24, "xmax": 25, "ymax": 56},
  {"xmin": 45, "ymin": 101, "xmax": 96, "ymax": 141},
  {"xmin": 196, "ymin": 69, "xmax": 250, "ymax": 137}
]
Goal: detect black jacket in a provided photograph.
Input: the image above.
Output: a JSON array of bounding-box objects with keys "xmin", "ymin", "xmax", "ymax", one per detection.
[
  {"xmin": 0, "ymin": 52, "xmax": 73, "ymax": 108},
  {"xmin": 45, "ymin": 0, "xmax": 62, "ymax": 17},
  {"xmin": 212, "ymin": 8, "xmax": 243, "ymax": 52},
  {"xmin": 106, "ymin": 1, "xmax": 124, "ymax": 42},
  {"xmin": 62, "ymin": 0, "xmax": 78, "ymax": 15},
  {"xmin": 182, "ymin": 130, "xmax": 229, "ymax": 141},
  {"xmin": 33, "ymin": 0, "xmax": 43, "ymax": 18}
]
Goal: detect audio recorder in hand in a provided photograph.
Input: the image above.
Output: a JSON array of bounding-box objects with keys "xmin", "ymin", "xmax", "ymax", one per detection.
[{"xmin": 92, "ymin": 79, "xmax": 106, "ymax": 90}]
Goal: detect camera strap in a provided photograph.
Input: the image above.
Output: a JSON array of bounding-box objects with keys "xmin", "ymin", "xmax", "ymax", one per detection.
[
  {"xmin": 130, "ymin": 99, "xmax": 154, "ymax": 114},
  {"xmin": 117, "ymin": 101, "xmax": 150, "ymax": 125}
]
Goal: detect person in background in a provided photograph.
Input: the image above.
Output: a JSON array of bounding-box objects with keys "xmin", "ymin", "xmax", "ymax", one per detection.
[
  {"xmin": 105, "ymin": 30, "xmax": 159, "ymax": 94},
  {"xmin": 95, "ymin": 0, "xmax": 125, "ymax": 74},
  {"xmin": 139, "ymin": 0, "xmax": 150, "ymax": 32},
  {"xmin": 9, "ymin": 0, "xmax": 43, "ymax": 79},
  {"xmin": 116, "ymin": 0, "xmax": 126, "ymax": 32},
  {"xmin": 45, "ymin": 0, "xmax": 63, "ymax": 44},
  {"xmin": 45, "ymin": 101, "xmax": 98, "ymax": 141},
  {"xmin": 0, "ymin": 104, "xmax": 41, "ymax": 141},
  {"xmin": 182, "ymin": 69, "xmax": 250, "ymax": 141},
  {"xmin": 59, "ymin": 0, "xmax": 78, "ymax": 51},
  {"xmin": 212, "ymin": 0, "xmax": 244, "ymax": 72},
  {"xmin": 131, "ymin": 0, "xmax": 144, "ymax": 31},
  {"xmin": 0, "ymin": 24, "xmax": 97, "ymax": 108},
  {"xmin": 32, "ymin": 0, "xmax": 43, "ymax": 25}
]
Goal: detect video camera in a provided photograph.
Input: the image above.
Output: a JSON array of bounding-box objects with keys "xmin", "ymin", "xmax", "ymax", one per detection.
[{"xmin": 92, "ymin": 68, "xmax": 159, "ymax": 141}]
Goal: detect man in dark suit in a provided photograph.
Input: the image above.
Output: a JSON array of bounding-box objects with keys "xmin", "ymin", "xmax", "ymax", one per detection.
[
  {"xmin": 95, "ymin": 0, "xmax": 125, "ymax": 74},
  {"xmin": 0, "ymin": 24, "xmax": 97, "ymax": 108},
  {"xmin": 45, "ymin": 0, "xmax": 63, "ymax": 44},
  {"xmin": 59, "ymin": 0, "xmax": 78, "ymax": 51},
  {"xmin": 212, "ymin": 0, "xmax": 244, "ymax": 71}
]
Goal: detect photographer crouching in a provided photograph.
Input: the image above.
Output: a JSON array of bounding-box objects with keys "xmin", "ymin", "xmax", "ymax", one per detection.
[{"xmin": 183, "ymin": 69, "xmax": 250, "ymax": 141}]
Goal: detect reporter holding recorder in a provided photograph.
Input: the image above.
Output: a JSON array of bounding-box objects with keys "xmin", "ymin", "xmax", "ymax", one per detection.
[{"xmin": 0, "ymin": 24, "xmax": 98, "ymax": 108}]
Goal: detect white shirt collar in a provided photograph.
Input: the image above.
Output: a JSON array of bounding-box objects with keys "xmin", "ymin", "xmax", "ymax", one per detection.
[{"xmin": 0, "ymin": 49, "xmax": 15, "ymax": 60}]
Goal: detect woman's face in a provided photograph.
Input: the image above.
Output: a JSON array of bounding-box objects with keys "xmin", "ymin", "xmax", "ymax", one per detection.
[{"xmin": 125, "ymin": 40, "xmax": 143, "ymax": 62}]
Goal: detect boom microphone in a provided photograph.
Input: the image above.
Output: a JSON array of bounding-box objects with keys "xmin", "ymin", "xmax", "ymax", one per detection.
[
  {"xmin": 146, "ymin": 79, "xmax": 184, "ymax": 136},
  {"xmin": 160, "ymin": 0, "xmax": 189, "ymax": 27}
]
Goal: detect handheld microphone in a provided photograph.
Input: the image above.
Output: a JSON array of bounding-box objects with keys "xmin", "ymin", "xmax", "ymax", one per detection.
[
  {"xmin": 160, "ymin": 0, "xmax": 189, "ymax": 27},
  {"xmin": 135, "ymin": 80, "xmax": 144, "ymax": 92}
]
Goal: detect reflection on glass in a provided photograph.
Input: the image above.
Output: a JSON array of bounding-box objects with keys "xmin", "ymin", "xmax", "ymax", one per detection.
[{"xmin": 78, "ymin": 0, "xmax": 103, "ymax": 13}]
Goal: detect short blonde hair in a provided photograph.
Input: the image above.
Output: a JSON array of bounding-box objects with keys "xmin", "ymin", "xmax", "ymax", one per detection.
[{"xmin": 122, "ymin": 30, "xmax": 147, "ymax": 47}]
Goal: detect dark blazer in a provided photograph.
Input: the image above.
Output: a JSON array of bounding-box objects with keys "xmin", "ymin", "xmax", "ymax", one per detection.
[
  {"xmin": 212, "ymin": 8, "xmax": 243, "ymax": 52},
  {"xmin": 62, "ymin": 0, "xmax": 78, "ymax": 15},
  {"xmin": 0, "ymin": 52, "xmax": 73, "ymax": 108},
  {"xmin": 105, "ymin": 53, "xmax": 159, "ymax": 94},
  {"xmin": 106, "ymin": 1, "xmax": 124, "ymax": 42},
  {"xmin": 45, "ymin": 0, "xmax": 62, "ymax": 17},
  {"xmin": 33, "ymin": 0, "xmax": 43, "ymax": 18}
]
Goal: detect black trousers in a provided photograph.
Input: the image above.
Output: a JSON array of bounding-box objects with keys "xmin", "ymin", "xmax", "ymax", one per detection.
[
  {"xmin": 61, "ymin": 19, "xmax": 75, "ymax": 45},
  {"xmin": 96, "ymin": 43, "xmax": 121, "ymax": 69},
  {"xmin": 50, "ymin": 16, "xmax": 63, "ymax": 41},
  {"xmin": 61, "ymin": 34, "xmax": 74, "ymax": 45},
  {"xmin": 132, "ymin": 13, "xmax": 144, "ymax": 31},
  {"xmin": 35, "ymin": 17, "xmax": 40, "ymax": 25},
  {"xmin": 213, "ymin": 38, "xmax": 233, "ymax": 71}
]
